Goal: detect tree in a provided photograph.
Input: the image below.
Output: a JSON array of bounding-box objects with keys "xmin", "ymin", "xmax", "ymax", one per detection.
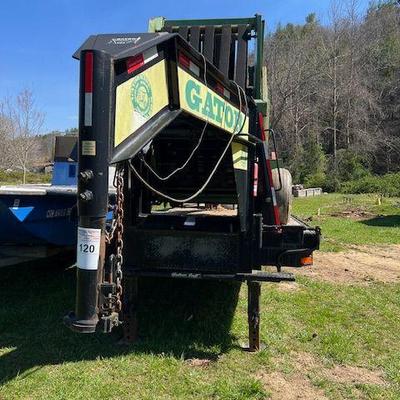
[
  {"xmin": 0, "ymin": 103, "xmax": 13, "ymax": 168},
  {"xmin": 265, "ymin": 0, "xmax": 400, "ymax": 185},
  {"xmin": 363, "ymin": 0, "xmax": 400, "ymax": 173},
  {"xmin": 266, "ymin": 13, "xmax": 325, "ymax": 172},
  {"xmin": 6, "ymin": 89, "xmax": 45, "ymax": 183}
]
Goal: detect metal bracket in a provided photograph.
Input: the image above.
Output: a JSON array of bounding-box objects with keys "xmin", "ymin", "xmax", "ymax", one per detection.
[{"xmin": 100, "ymin": 312, "xmax": 121, "ymax": 333}]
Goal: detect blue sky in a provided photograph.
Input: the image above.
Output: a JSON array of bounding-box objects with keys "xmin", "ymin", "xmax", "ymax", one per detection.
[{"xmin": 0, "ymin": 0, "xmax": 371, "ymax": 132}]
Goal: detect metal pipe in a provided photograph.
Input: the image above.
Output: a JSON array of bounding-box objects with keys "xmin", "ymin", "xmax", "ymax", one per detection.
[
  {"xmin": 65, "ymin": 49, "xmax": 113, "ymax": 333},
  {"xmin": 254, "ymin": 14, "xmax": 264, "ymax": 100},
  {"xmin": 248, "ymin": 281, "xmax": 261, "ymax": 351}
]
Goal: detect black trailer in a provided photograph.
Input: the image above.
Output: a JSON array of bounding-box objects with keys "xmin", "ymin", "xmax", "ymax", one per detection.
[{"xmin": 65, "ymin": 15, "xmax": 320, "ymax": 351}]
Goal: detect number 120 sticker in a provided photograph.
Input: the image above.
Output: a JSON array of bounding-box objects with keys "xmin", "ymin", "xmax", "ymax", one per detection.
[{"xmin": 77, "ymin": 227, "xmax": 101, "ymax": 270}]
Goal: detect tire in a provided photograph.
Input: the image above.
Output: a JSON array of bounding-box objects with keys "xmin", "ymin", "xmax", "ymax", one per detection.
[{"xmin": 271, "ymin": 168, "xmax": 292, "ymax": 225}]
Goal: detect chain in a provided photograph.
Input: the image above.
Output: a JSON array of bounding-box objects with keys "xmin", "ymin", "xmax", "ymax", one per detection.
[
  {"xmin": 103, "ymin": 165, "xmax": 124, "ymax": 315},
  {"xmin": 105, "ymin": 215, "xmax": 117, "ymax": 245},
  {"xmin": 114, "ymin": 166, "xmax": 124, "ymax": 313}
]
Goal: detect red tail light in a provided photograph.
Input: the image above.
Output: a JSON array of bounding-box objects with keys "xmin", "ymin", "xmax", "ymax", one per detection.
[
  {"xmin": 253, "ymin": 162, "xmax": 259, "ymax": 197},
  {"xmin": 126, "ymin": 54, "xmax": 144, "ymax": 74},
  {"xmin": 84, "ymin": 52, "xmax": 93, "ymax": 93},
  {"xmin": 216, "ymin": 83, "xmax": 224, "ymax": 95},
  {"xmin": 178, "ymin": 52, "xmax": 191, "ymax": 69},
  {"xmin": 258, "ymin": 112, "xmax": 266, "ymax": 141}
]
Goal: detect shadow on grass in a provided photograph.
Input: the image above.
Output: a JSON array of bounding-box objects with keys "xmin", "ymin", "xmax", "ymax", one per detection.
[
  {"xmin": 0, "ymin": 254, "xmax": 240, "ymax": 385},
  {"xmin": 360, "ymin": 215, "xmax": 400, "ymax": 228}
]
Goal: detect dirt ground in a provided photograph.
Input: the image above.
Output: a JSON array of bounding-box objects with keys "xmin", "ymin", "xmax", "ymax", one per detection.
[
  {"xmin": 261, "ymin": 245, "xmax": 398, "ymax": 398},
  {"xmin": 296, "ymin": 245, "xmax": 400, "ymax": 284},
  {"xmin": 258, "ymin": 352, "xmax": 387, "ymax": 400}
]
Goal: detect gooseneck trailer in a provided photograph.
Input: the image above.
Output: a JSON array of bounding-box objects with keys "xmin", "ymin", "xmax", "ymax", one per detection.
[{"xmin": 64, "ymin": 15, "xmax": 320, "ymax": 351}]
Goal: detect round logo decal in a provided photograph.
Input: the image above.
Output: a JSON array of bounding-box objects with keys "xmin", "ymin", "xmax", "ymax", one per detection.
[{"xmin": 131, "ymin": 75, "xmax": 153, "ymax": 118}]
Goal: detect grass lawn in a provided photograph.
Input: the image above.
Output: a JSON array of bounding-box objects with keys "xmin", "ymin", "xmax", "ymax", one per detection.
[
  {"xmin": 0, "ymin": 193, "xmax": 399, "ymax": 399},
  {"xmin": 292, "ymin": 193, "xmax": 400, "ymax": 251},
  {"xmin": 0, "ymin": 171, "xmax": 51, "ymax": 185}
]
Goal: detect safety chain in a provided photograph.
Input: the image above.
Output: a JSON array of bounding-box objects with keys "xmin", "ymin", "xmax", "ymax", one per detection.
[
  {"xmin": 114, "ymin": 166, "xmax": 125, "ymax": 313},
  {"xmin": 104, "ymin": 165, "xmax": 124, "ymax": 315}
]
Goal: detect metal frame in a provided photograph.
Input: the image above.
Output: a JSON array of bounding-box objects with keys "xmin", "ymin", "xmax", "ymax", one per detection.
[
  {"xmin": 155, "ymin": 14, "xmax": 265, "ymax": 98},
  {"xmin": 65, "ymin": 16, "xmax": 320, "ymax": 352}
]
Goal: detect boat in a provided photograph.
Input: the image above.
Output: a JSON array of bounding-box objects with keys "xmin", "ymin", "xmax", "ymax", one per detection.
[{"xmin": 0, "ymin": 136, "xmax": 81, "ymax": 247}]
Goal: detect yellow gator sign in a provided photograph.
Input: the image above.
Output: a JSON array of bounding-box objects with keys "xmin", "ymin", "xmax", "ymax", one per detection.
[
  {"xmin": 114, "ymin": 60, "xmax": 249, "ymax": 148},
  {"xmin": 113, "ymin": 60, "xmax": 248, "ymax": 170},
  {"xmin": 178, "ymin": 67, "xmax": 249, "ymax": 135},
  {"xmin": 114, "ymin": 60, "xmax": 169, "ymax": 147},
  {"xmin": 178, "ymin": 67, "xmax": 249, "ymax": 170}
]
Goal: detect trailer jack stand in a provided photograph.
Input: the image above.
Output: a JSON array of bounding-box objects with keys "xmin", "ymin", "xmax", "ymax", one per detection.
[
  {"xmin": 247, "ymin": 281, "xmax": 261, "ymax": 352},
  {"xmin": 63, "ymin": 312, "xmax": 98, "ymax": 334}
]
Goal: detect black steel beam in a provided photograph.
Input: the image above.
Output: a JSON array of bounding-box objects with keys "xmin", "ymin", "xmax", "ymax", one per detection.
[
  {"xmin": 247, "ymin": 281, "xmax": 260, "ymax": 351},
  {"xmin": 236, "ymin": 25, "xmax": 248, "ymax": 88},
  {"xmin": 203, "ymin": 26, "xmax": 215, "ymax": 63},
  {"xmin": 126, "ymin": 269, "xmax": 295, "ymax": 282},
  {"xmin": 178, "ymin": 26, "xmax": 189, "ymax": 41},
  {"xmin": 66, "ymin": 49, "xmax": 113, "ymax": 333},
  {"xmin": 218, "ymin": 25, "xmax": 231, "ymax": 77},
  {"xmin": 189, "ymin": 26, "xmax": 201, "ymax": 51}
]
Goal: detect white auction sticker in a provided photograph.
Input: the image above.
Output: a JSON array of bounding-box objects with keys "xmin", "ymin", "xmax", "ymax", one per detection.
[{"xmin": 77, "ymin": 227, "xmax": 101, "ymax": 270}]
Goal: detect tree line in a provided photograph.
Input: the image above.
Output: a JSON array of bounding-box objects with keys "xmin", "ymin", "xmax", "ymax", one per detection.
[
  {"xmin": 1, "ymin": 2, "xmax": 398, "ymax": 189},
  {"xmin": 265, "ymin": 0, "xmax": 400, "ymax": 190}
]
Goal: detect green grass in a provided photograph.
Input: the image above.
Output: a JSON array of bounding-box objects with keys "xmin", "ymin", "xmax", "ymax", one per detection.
[
  {"xmin": 0, "ymin": 194, "xmax": 400, "ymax": 399},
  {"xmin": 0, "ymin": 170, "xmax": 51, "ymax": 185},
  {"xmin": 293, "ymin": 193, "xmax": 400, "ymax": 251},
  {"xmin": 1, "ymin": 256, "xmax": 400, "ymax": 399}
]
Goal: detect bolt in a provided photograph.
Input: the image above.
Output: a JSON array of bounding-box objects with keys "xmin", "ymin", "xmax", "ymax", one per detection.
[
  {"xmin": 79, "ymin": 170, "xmax": 94, "ymax": 181},
  {"xmin": 79, "ymin": 190, "xmax": 93, "ymax": 202}
]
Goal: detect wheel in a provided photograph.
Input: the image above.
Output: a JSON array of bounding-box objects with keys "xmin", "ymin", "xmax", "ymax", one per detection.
[{"xmin": 271, "ymin": 168, "xmax": 292, "ymax": 225}]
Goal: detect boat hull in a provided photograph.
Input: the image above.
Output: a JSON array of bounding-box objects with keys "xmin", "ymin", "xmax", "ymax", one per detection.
[{"xmin": 0, "ymin": 191, "xmax": 77, "ymax": 246}]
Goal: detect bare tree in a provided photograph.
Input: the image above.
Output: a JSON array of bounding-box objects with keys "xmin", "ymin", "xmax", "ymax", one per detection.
[
  {"xmin": 0, "ymin": 102, "xmax": 13, "ymax": 169},
  {"xmin": 319, "ymin": 0, "xmax": 348, "ymax": 167},
  {"xmin": 265, "ymin": 0, "xmax": 400, "ymax": 184},
  {"xmin": 6, "ymin": 89, "xmax": 45, "ymax": 183}
]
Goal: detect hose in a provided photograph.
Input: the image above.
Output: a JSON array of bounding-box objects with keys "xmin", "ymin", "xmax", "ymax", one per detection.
[
  {"xmin": 129, "ymin": 73, "xmax": 248, "ymax": 203},
  {"xmin": 140, "ymin": 53, "xmax": 212, "ymax": 181}
]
